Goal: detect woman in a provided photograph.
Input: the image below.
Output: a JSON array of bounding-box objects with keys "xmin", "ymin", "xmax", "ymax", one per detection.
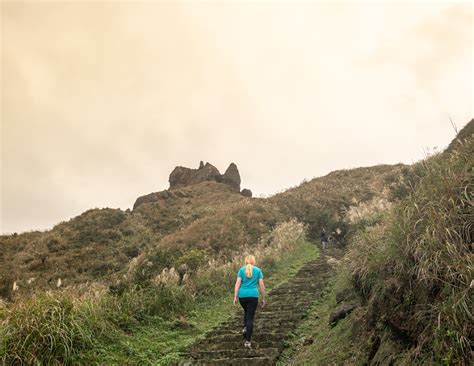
[{"xmin": 233, "ymin": 254, "xmax": 266, "ymax": 348}]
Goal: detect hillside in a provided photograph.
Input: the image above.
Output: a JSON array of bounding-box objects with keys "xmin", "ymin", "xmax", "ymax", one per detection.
[
  {"xmin": 0, "ymin": 160, "xmax": 399, "ymax": 301},
  {"xmin": 0, "ymin": 159, "xmax": 400, "ymax": 364},
  {"xmin": 282, "ymin": 119, "xmax": 473, "ymax": 365},
  {"xmin": 0, "ymin": 119, "xmax": 472, "ymax": 365},
  {"xmin": 0, "ymin": 163, "xmax": 252, "ymax": 298}
]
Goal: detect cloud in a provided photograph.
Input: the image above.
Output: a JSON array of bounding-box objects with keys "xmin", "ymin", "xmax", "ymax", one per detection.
[
  {"xmin": 368, "ymin": 3, "xmax": 473, "ymax": 96},
  {"xmin": 1, "ymin": 1, "xmax": 472, "ymax": 233}
]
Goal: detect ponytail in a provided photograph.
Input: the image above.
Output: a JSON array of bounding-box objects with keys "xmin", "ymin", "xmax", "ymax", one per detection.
[
  {"xmin": 244, "ymin": 255, "xmax": 256, "ymax": 278},
  {"xmin": 245, "ymin": 263, "xmax": 253, "ymax": 278}
]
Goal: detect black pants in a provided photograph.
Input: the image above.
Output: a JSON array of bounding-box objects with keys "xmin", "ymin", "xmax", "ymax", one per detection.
[{"xmin": 239, "ymin": 297, "xmax": 258, "ymax": 341}]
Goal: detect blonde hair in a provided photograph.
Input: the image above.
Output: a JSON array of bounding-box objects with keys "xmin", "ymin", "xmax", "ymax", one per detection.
[{"xmin": 245, "ymin": 255, "xmax": 256, "ymax": 278}]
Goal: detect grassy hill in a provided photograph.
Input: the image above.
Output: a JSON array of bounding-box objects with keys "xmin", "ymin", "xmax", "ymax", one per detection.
[
  {"xmin": 0, "ymin": 182, "xmax": 248, "ymax": 299},
  {"xmin": 0, "ymin": 119, "xmax": 471, "ymax": 364},
  {"xmin": 344, "ymin": 122, "xmax": 473, "ymax": 364},
  {"xmin": 282, "ymin": 119, "xmax": 473, "ymax": 365},
  {"xmin": 0, "ymin": 160, "xmax": 400, "ymax": 301},
  {"xmin": 0, "ymin": 161, "xmax": 398, "ymax": 364}
]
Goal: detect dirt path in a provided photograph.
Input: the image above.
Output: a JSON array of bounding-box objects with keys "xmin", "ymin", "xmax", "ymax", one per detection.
[{"xmin": 178, "ymin": 252, "xmax": 335, "ymax": 365}]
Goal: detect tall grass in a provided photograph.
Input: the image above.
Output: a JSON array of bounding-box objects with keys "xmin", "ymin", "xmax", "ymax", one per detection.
[
  {"xmin": 0, "ymin": 293, "xmax": 114, "ymax": 365},
  {"xmin": 0, "ymin": 219, "xmax": 306, "ymax": 364},
  {"xmin": 347, "ymin": 137, "xmax": 473, "ymax": 363}
]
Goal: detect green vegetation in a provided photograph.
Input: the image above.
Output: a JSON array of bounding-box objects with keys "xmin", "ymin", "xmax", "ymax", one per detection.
[
  {"xmin": 345, "ymin": 135, "xmax": 473, "ymax": 364},
  {"xmin": 270, "ymin": 164, "xmax": 403, "ymax": 241},
  {"xmin": 278, "ymin": 121, "xmax": 473, "ymax": 365},
  {"xmin": 0, "ymin": 239, "xmax": 317, "ymax": 364},
  {"xmin": 2, "ymin": 120, "xmax": 471, "ymax": 364}
]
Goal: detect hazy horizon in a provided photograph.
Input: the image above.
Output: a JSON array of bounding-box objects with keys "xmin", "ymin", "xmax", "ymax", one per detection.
[{"xmin": 1, "ymin": 0, "xmax": 473, "ymax": 234}]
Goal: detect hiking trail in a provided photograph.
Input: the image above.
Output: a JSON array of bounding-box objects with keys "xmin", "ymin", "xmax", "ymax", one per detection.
[{"xmin": 177, "ymin": 252, "xmax": 336, "ymax": 365}]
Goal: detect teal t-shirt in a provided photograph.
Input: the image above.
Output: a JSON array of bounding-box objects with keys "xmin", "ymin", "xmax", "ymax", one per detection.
[{"xmin": 238, "ymin": 265, "xmax": 263, "ymax": 298}]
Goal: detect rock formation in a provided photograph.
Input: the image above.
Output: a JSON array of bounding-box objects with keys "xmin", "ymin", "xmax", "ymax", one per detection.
[
  {"xmin": 169, "ymin": 162, "xmax": 242, "ymax": 192},
  {"xmin": 222, "ymin": 163, "xmax": 241, "ymax": 192},
  {"xmin": 169, "ymin": 162, "xmax": 222, "ymax": 189},
  {"xmin": 133, "ymin": 162, "xmax": 250, "ymax": 209}
]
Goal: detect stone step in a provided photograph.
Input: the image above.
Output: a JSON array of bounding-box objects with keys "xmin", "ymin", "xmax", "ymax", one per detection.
[
  {"xmin": 189, "ymin": 347, "xmax": 279, "ymax": 360},
  {"xmin": 223, "ymin": 312, "xmax": 306, "ymax": 324},
  {"xmin": 193, "ymin": 356, "xmax": 277, "ymax": 365},
  {"xmin": 260, "ymin": 302, "xmax": 313, "ymax": 311},
  {"xmin": 266, "ymin": 296, "xmax": 317, "ymax": 303},
  {"xmin": 214, "ymin": 327, "xmax": 293, "ymax": 337},
  {"xmin": 199, "ymin": 332, "xmax": 287, "ymax": 344},
  {"xmin": 222, "ymin": 317, "xmax": 303, "ymax": 329},
  {"xmin": 258, "ymin": 309, "xmax": 307, "ymax": 316},
  {"xmin": 223, "ymin": 317, "xmax": 303, "ymax": 329},
  {"xmin": 208, "ymin": 323, "xmax": 294, "ymax": 336},
  {"xmin": 272, "ymin": 289, "xmax": 320, "ymax": 294},
  {"xmin": 190, "ymin": 339, "xmax": 283, "ymax": 352}
]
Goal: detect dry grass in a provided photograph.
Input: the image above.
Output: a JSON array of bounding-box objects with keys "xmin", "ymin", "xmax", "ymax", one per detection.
[
  {"xmin": 0, "ymin": 163, "xmax": 398, "ymax": 299},
  {"xmin": 346, "ymin": 133, "xmax": 473, "ymax": 364},
  {"xmin": 270, "ymin": 164, "xmax": 404, "ymax": 240},
  {"xmin": 0, "ymin": 151, "xmax": 409, "ymax": 364}
]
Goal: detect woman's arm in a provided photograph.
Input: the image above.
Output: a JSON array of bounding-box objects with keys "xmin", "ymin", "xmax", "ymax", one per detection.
[
  {"xmin": 259, "ymin": 278, "xmax": 266, "ymax": 307},
  {"xmin": 234, "ymin": 277, "xmax": 242, "ymax": 305}
]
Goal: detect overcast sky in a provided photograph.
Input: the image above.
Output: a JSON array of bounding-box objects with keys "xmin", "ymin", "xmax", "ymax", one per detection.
[{"xmin": 1, "ymin": 0, "xmax": 472, "ymax": 234}]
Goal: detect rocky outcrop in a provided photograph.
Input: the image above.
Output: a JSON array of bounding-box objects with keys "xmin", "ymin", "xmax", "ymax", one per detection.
[
  {"xmin": 169, "ymin": 162, "xmax": 243, "ymax": 193},
  {"xmin": 169, "ymin": 163, "xmax": 222, "ymax": 189},
  {"xmin": 133, "ymin": 190, "xmax": 171, "ymax": 209},
  {"xmin": 134, "ymin": 162, "xmax": 250, "ymax": 209},
  {"xmin": 133, "ymin": 191, "xmax": 168, "ymax": 210},
  {"xmin": 222, "ymin": 163, "xmax": 241, "ymax": 192}
]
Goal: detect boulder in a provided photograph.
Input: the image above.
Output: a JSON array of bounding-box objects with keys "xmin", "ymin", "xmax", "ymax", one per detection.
[
  {"xmin": 241, "ymin": 188, "xmax": 253, "ymax": 197},
  {"xmin": 222, "ymin": 163, "xmax": 241, "ymax": 192},
  {"xmin": 328, "ymin": 303, "xmax": 356, "ymax": 326}
]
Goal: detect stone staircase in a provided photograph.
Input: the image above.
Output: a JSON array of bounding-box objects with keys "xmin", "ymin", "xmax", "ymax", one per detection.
[{"xmin": 178, "ymin": 253, "xmax": 334, "ymax": 365}]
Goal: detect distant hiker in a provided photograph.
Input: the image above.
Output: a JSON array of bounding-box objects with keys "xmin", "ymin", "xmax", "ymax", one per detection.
[
  {"xmin": 233, "ymin": 255, "xmax": 266, "ymax": 349},
  {"xmin": 327, "ymin": 233, "xmax": 334, "ymax": 248},
  {"xmin": 330, "ymin": 231, "xmax": 337, "ymax": 248},
  {"xmin": 320, "ymin": 228, "xmax": 328, "ymax": 249}
]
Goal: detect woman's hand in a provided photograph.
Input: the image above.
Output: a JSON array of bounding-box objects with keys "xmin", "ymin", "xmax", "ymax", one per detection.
[
  {"xmin": 234, "ymin": 277, "xmax": 242, "ymax": 306},
  {"xmin": 258, "ymin": 278, "xmax": 266, "ymax": 308}
]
